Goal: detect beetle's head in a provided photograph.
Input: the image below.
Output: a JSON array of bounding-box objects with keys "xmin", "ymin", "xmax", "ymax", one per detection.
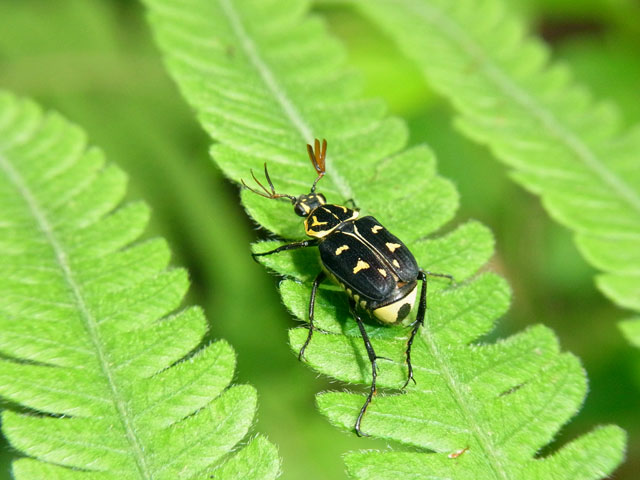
[{"xmin": 294, "ymin": 193, "xmax": 326, "ymax": 217}]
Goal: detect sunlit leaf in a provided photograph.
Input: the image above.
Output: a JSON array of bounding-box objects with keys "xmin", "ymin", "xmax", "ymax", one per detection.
[{"xmin": 0, "ymin": 91, "xmax": 279, "ymax": 480}]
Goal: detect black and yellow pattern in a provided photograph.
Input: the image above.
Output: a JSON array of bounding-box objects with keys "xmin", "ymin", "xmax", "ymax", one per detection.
[
  {"xmin": 319, "ymin": 215, "xmax": 419, "ymax": 324},
  {"xmin": 304, "ymin": 204, "xmax": 359, "ymax": 237},
  {"xmin": 246, "ymin": 139, "xmax": 452, "ymax": 437}
]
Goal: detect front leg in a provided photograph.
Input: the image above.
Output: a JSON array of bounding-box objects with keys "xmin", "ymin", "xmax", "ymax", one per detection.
[{"xmin": 252, "ymin": 239, "xmax": 318, "ymax": 261}]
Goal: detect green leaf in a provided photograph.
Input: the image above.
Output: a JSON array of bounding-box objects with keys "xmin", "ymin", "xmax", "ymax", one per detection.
[
  {"xmin": 619, "ymin": 317, "xmax": 640, "ymax": 348},
  {"xmin": 0, "ymin": 91, "xmax": 280, "ymax": 480},
  {"xmin": 343, "ymin": 425, "xmax": 626, "ymax": 480},
  {"xmin": 348, "ymin": 0, "xmax": 640, "ymax": 331},
  {"xmin": 142, "ymin": 0, "xmax": 626, "ymax": 478}
]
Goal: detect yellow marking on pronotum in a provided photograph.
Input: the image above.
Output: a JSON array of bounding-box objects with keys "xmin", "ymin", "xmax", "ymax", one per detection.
[
  {"xmin": 311, "ymin": 215, "xmax": 328, "ymax": 227},
  {"xmin": 353, "ymin": 259, "xmax": 370, "ymax": 274},
  {"xmin": 335, "ymin": 245, "xmax": 350, "ymax": 255},
  {"xmin": 378, "ymin": 268, "xmax": 388, "ymax": 277},
  {"xmin": 371, "ymin": 225, "xmax": 383, "ymax": 233},
  {"xmin": 386, "ymin": 242, "xmax": 402, "ymax": 252}
]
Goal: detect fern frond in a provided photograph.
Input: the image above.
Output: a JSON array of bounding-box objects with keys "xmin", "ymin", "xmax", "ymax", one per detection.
[
  {"xmin": 620, "ymin": 317, "xmax": 640, "ymax": 348},
  {"xmin": 349, "ymin": 0, "xmax": 640, "ymax": 333},
  {"xmin": 0, "ymin": 91, "xmax": 280, "ymax": 480},
  {"xmin": 143, "ymin": 0, "xmax": 626, "ymax": 477}
]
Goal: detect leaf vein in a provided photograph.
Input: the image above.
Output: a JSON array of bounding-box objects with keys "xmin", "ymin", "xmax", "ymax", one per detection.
[
  {"xmin": 217, "ymin": 0, "xmax": 353, "ymax": 200},
  {"xmin": 0, "ymin": 153, "xmax": 154, "ymax": 480}
]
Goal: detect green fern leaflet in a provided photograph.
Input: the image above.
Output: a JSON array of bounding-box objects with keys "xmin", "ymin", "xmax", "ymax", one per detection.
[
  {"xmin": 349, "ymin": 0, "xmax": 640, "ymax": 343},
  {"xmin": 0, "ymin": 91, "xmax": 280, "ymax": 480},
  {"xmin": 144, "ymin": 0, "xmax": 626, "ymax": 477}
]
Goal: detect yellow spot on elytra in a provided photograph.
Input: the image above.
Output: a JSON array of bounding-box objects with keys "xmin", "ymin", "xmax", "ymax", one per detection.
[
  {"xmin": 371, "ymin": 225, "xmax": 383, "ymax": 233},
  {"xmin": 392, "ymin": 259, "xmax": 400, "ymax": 268},
  {"xmin": 386, "ymin": 242, "xmax": 402, "ymax": 252},
  {"xmin": 353, "ymin": 259, "xmax": 370, "ymax": 274},
  {"xmin": 335, "ymin": 245, "xmax": 350, "ymax": 255},
  {"xmin": 311, "ymin": 215, "xmax": 328, "ymax": 227},
  {"xmin": 378, "ymin": 268, "xmax": 387, "ymax": 277}
]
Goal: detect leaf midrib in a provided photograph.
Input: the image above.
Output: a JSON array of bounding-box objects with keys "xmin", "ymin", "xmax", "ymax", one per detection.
[
  {"xmin": 217, "ymin": 0, "xmax": 354, "ymax": 200},
  {"xmin": 0, "ymin": 151, "xmax": 151, "ymax": 479},
  {"xmin": 421, "ymin": 324, "xmax": 509, "ymax": 479},
  {"xmin": 391, "ymin": 0, "xmax": 640, "ymax": 216}
]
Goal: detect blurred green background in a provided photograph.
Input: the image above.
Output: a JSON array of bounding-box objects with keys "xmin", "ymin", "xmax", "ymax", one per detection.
[{"xmin": 0, "ymin": 0, "xmax": 638, "ymax": 478}]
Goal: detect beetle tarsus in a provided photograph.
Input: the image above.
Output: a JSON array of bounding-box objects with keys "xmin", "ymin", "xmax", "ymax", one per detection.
[
  {"xmin": 252, "ymin": 239, "xmax": 318, "ymax": 260},
  {"xmin": 402, "ymin": 270, "xmax": 454, "ymax": 391},
  {"xmin": 299, "ymin": 271, "xmax": 326, "ymax": 361},
  {"xmin": 351, "ymin": 299, "xmax": 378, "ymax": 437}
]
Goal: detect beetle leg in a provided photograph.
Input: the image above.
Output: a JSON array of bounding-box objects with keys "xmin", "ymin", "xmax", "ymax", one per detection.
[
  {"xmin": 402, "ymin": 270, "xmax": 454, "ymax": 390},
  {"xmin": 251, "ymin": 239, "xmax": 318, "ymax": 262},
  {"xmin": 402, "ymin": 271, "xmax": 427, "ymax": 390},
  {"xmin": 422, "ymin": 270, "xmax": 454, "ymax": 282},
  {"xmin": 299, "ymin": 271, "xmax": 326, "ymax": 361},
  {"xmin": 350, "ymin": 299, "xmax": 379, "ymax": 437},
  {"xmin": 343, "ymin": 198, "xmax": 358, "ymax": 210}
]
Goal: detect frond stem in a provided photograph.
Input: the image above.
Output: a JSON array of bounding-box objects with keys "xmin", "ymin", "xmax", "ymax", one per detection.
[
  {"xmin": 218, "ymin": 0, "xmax": 353, "ymax": 201},
  {"xmin": 0, "ymin": 152, "xmax": 153, "ymax": 480},
  {"xmin": 421, "ymin": 323, "xmax": 510, "ymax": 479},
  {"xmin": 396, "ymin": 0, "xmax": 640, "ymax": 215}
]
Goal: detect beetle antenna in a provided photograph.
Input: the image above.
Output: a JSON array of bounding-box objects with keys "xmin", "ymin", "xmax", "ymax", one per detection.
[
  {"xmin": 241, "ymin": 163, "xmax": 296, "ymax": 203},
  {"xmin": 307, "ymin": 138, "xmax": 326, "ymax": 193}
]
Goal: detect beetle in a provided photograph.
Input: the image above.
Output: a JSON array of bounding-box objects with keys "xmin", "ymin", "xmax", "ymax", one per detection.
[{"xmin": 244, "ymin": 139, "xmax": 452, "ymax": 436}]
